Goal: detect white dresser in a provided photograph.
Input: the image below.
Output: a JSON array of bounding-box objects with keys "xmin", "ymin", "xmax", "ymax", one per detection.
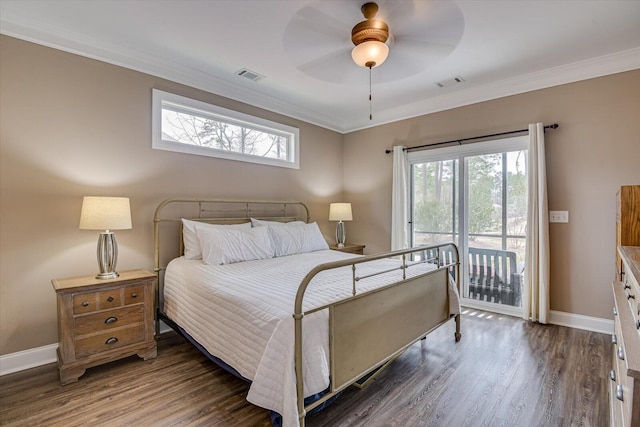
[{"xmin": 611, "ymin": 246, "xmax": 640, "ymax": 426}]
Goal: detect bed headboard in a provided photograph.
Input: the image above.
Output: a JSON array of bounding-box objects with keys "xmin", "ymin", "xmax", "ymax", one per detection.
[
  {"xmin": 154, "ymin": 198, "xmax": 310, "ymax": 272},
  {"xmin": 153, "ymin": 198, "xmax": 310, "ymax": 317}
]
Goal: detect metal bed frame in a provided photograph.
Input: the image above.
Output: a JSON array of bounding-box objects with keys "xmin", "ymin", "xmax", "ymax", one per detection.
[{"xmin": 153, "ymin": 198, "xmax": 461, "ymax": 426}]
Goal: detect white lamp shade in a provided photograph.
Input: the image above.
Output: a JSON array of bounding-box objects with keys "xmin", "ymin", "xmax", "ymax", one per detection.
[
  {"xmin": 79, "ymin": 196, "xmax": 132, "ymax": 230},
  {"xmin": 329, "ymin": 203, "xmax": 353, "ymax": 222},
  {"xmin": 351, "ymin": 41, "xmax": 389, "ymax": 68}
]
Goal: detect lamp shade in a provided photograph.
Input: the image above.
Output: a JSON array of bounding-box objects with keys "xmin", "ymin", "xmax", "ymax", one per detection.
[
  {"xmin": 79, "ymin": 197, "xmax": 132, "ymax": 230},
  {"xmin": 329, "ymin": 203, "xmax": 353, "ymax": 222},
  {"xmin": 351, "ymin": 40, "xmax": 389, "ymax": 68}
]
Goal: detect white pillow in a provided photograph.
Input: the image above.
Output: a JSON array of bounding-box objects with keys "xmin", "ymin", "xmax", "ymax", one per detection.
[
  {"xmin": 250, "ymin": 218, "xmax": 306, "ymax": 227},
  {"xmin": 181, "ymin": 219, "xmax": 251, "ymax": 260},
  {"xmin": 267, "ymin": 222, "xmax": 329, "ymax": 257},
  {"xmin": 199, "ymin": 226, "xmax": 275, "ymax": 265}
]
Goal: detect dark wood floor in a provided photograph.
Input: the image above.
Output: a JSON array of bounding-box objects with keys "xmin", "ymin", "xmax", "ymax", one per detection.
[{"xmin": 0, "ymin": 309, "xmax": 610, "ymax": 426}]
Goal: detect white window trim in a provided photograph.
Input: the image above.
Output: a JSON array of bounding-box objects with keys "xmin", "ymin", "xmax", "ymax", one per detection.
[{"xmin": 152, "ymin": 89, "xmax": 300, "ymax": 169}]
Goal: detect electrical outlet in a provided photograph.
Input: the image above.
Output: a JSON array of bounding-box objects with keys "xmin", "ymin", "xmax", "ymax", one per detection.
[{"xmin": 549, "ymin": 211, "xmax": 569, "ymax": 223}]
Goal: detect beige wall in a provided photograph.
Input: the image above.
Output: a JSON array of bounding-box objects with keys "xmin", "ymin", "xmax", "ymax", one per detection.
[
  {"xmin": 343, "ymin": 69, "xmax": 640, "ymax": 320},
  {"xmin": 1, "ymin": 33, "xmax": 639, "ymax": 357},
  {"xmin": 0, "ymin": 36, "xmax": 344, "ymax": 355}
]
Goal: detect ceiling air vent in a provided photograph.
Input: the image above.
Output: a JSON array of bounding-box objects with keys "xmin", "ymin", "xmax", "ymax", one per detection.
[
  {"xmin": 434, "ymin": 76, "xmax": 465, "ymax": 88},
  {"xmin": 236, "ymin": 68, "xmax": 264, "ymax": 82}
]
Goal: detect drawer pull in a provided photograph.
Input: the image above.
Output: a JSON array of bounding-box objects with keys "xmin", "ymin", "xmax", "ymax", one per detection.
[
  {"xmin": 618, "ymin": 346, "xmax": 625, "ymax": 361},
  {"xmin": 636, "ymin": 319, "xmax": 640, "ymax": 330},
  {"xmin": 612, "ymin": 334, "xmax": 618, "ymax": 345},
  {"xmin": 624, "ymin": 283, "xmax": 631, "ymax": 290},
  {"xmin": 616, "ymin": 384, "xmax": 624, "ymax": 401},
  {"xmin": 131, "ymin": 292, "xmax": 138, "ymax": 298},
  {"xmin": 613, "ymin": 307, "xmax": 618, "ymax": 316},
  {"xmin": 104, "ymin": 316, "xmax": 118, "ymax": 324},
  {"xmin": 627, "ymin": 291, "xmax": 635, "ymax": 300},
  {"xmin": 105, "ymin": 337, "xmax": 118, "ymax": 345},
  {"xmin": 610, "ymin": 369, "xmax": 616, "ymax": 381},
  {"xmin": 107, "ymin": 296, "xmax": 114, "ymax": 303},
  {"xmin": 82, "ymin": 301, "xmax": 89, "ymax": 307}
]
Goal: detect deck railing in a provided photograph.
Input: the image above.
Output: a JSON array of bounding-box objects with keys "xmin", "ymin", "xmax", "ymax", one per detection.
[{"xmin": 423, "ymin": 246, "xmax": 522, "ymax": 307}]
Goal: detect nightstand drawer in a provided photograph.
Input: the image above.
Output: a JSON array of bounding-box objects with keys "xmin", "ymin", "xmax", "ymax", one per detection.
[
  {"xmin": 97, "ymin": 289, "xmax": 122, "ymax": 309},
  {"xmin": 72, "ymin": 284, "xmax": 146, "ymax": 315},
  {"xmin": 73, "ymin": 293, "xmax": 98, "ymax": 314},
  {"xmin": 72, "ymin": 289, "xmax": 122, "ymax": 314},
  {"xmin": 75, "ymin": 325, "xmax": 145, "ymax": 358},
  {"xmin": 124, "ymin": 285, "xmax": 144, "ymax": 305},
  {"xmin": 74, "ymin": 305, "xmax": 144, "ymax": 336}
]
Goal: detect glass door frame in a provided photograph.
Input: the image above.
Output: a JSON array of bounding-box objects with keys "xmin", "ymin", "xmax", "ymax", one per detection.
[{"xmin": 408, "ymin": 135, "xmax": 528, "ymax": 317}]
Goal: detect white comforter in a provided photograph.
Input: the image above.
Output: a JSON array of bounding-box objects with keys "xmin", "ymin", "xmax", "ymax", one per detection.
[{"xmin": 164, "ymin": 249, "xmax": 460, "ymax": 427}]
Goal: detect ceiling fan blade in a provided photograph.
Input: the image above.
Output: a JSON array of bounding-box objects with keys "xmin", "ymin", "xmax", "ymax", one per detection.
[
  {"xmin": 377, "ymin": 0, "xmax": 416, "ymax": 28},
  {"xmin": 388, "ymin": 0, "xmax": 464, "ymax": 44},
  {"xmin": 392, "ymin": 38, "xmax": 457, "ymax": 60},
  {"xmin": 294, "ymin": 6, "xmax": 353, "ymax": 37},
  {"xmin": 374, "ymin": 39, "xmax": 455, "ymax": 79},
  {"xmin": 283, "ymin": 5, "xmax": 354, "ymax": 72},
  {"xmin": 297, "ymin": 48, "xmax": 362, "ymax": 84},
  {"xmin": 283, "ymin": 5, "xmax": 351, "ymax": 51}
]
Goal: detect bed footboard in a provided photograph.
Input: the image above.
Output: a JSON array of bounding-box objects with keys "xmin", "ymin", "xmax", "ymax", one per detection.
[
  {"xmin": 331, "ymin": 267, "xmax": 449, "ymax": 390},
  {"xmin": 294, "ymin": 242, "xmax": 460, "ymax": 426}
]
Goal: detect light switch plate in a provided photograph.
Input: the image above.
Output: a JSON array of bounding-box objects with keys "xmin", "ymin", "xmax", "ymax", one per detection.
[{"xmin": 549, "ymin": 211, "xmax": 569, "ymax": 223}]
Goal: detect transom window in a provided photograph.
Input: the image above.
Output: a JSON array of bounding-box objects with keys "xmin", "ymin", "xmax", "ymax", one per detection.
[{"xmin": 152, "ymin": 89, "xmax": 299, "ymax": 169}]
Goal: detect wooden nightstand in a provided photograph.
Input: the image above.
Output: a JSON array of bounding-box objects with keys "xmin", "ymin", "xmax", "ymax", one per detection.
[
  {"xmin": 329, "ymin": 243, "xmax": 365, "ymax": 255},
  {"xmin": 51, "ymin": 269, "xmax": 157, "ymax": 385}
]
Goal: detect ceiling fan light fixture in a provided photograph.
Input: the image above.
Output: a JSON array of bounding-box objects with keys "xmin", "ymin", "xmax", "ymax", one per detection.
[
  {"xmin": 349, "ymin": 2, "xmax": 391, "ymax": 120},
  {"xmin": 351, "ymin": 40, "xmax": 389, "ymax": 68}
]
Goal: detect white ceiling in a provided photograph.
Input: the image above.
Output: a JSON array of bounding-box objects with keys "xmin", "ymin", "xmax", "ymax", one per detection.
[{"xmin": 2, "ymin": 0, "xmax": 639, "ymax": 133}]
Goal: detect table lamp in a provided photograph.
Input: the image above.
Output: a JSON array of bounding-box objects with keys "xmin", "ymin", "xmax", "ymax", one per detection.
[
  {"xmin": 329, "ymin": 203, "xmax": 352, "ymax": 248},
  {"xmin": 79, "ymin": 196, "xmax": 132, "ymax": 279}
]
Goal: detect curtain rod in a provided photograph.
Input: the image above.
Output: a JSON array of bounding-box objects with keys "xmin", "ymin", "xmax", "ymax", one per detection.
[{"xmin": 384, "ymin": 123, "xmax": 559, "ymax": 154}]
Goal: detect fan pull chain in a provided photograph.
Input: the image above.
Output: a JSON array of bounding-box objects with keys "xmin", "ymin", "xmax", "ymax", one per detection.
[{"xmin": 369, "ymin": 65, "xmax": 373, "ymax": 120}]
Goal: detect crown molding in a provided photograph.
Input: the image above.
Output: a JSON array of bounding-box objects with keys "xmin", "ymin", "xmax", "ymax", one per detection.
[
  {"xmin": 347, "ymin": 47, "xmax": 640, "ymax": 132},
  {"xmin": 2, "ymin": 18, "xmax": 639, "ymax": 134}
]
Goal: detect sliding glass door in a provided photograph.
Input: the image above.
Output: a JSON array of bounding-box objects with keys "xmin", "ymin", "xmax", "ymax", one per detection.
[
  {"xmin": 411, "ymin": 159, "xmax": 458, "ymax": 246},
  {"xmin": 409, "ymin": 136, "xmax": 527, "ymax": 314}
]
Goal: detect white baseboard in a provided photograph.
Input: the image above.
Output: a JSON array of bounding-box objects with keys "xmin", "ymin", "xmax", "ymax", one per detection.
[
  {"xmin": 0, "ymin": 320, "xmax": 173, "ymax": 377},
  {"xmin": 0, "ymin": 313, "xmax": 611, "ymax": 377},
  {"xmin": 0, "ymin": 343, "xmax": 58, "ymax": 376},
  {"xmin": 461, "ymin": 298, "xmax": 614, "ymax": 334},
  {"xmin": 549, "ymin": 310, "xmax": 613, "ymax": 335}
]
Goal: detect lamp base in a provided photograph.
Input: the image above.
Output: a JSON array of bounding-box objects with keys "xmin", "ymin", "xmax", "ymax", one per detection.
[
  {"xmin": 336, "ymin": 221, "xmax": 346, "ymax": 248},
  {"xmin": 96, "ymin": 231, "xmax": 119, "ymax": 280},
  {"xmin": 96, "ymin": 271, "xmax": 119, "ymax": 280}
]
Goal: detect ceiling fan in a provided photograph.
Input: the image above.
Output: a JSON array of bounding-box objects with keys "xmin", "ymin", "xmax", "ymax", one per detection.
[
  {"xmin": 350, "ymin": 2, "xmax": 390, "ymax": 69},
  {"xmin": 282, "ymin": 0, "xmax": 465, "ymax": 85}
]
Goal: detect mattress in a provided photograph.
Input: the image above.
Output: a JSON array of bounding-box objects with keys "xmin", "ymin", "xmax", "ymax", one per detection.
[{"xmin": 163, "ymin": 249, "xmax": 460, "ymax": 427}]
